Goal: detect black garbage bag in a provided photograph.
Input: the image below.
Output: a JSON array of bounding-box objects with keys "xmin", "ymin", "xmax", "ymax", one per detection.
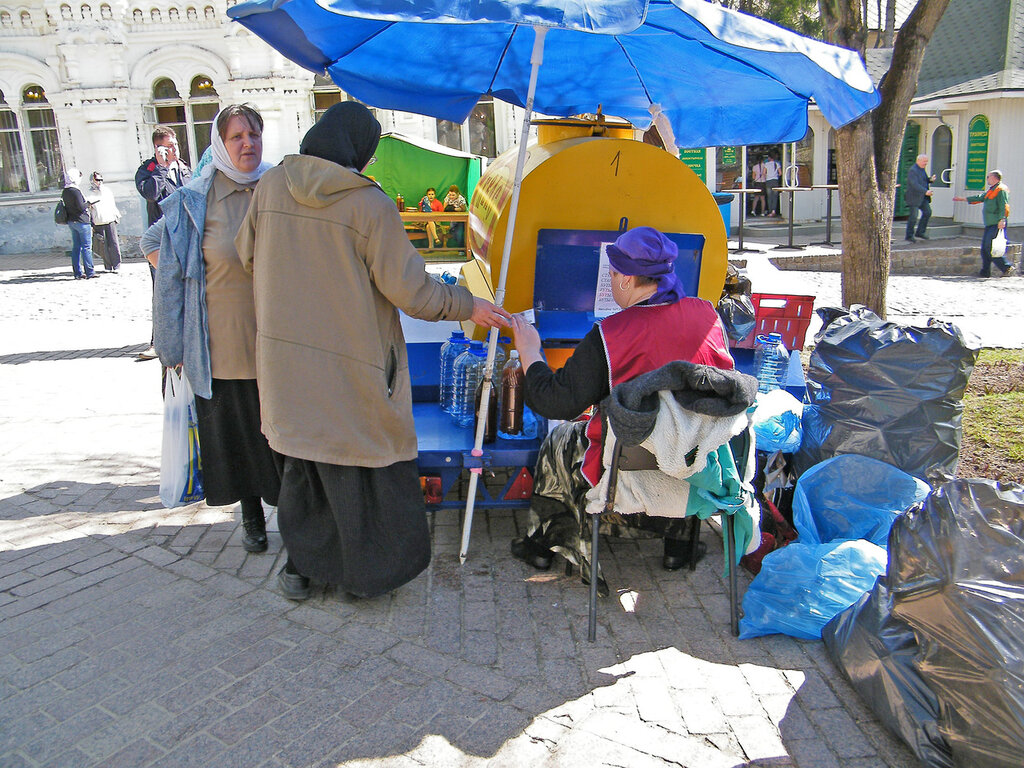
[
  {"xmin": 717, "ymin": 293, "xmax": 756, "ymax": 344},
  {"xmin": 824, "ymin": 479, "xmax": 1024, "ymax": 768},
  {"xmin": 794, "ymin": 306, "xmax": 980, "ymax": 481}
]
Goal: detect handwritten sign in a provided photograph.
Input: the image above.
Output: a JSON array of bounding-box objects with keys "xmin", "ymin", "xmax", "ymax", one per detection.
[
  {"xmin": 594, "ymin": 244, "xmax": 620, "ymax": 318},
  {"xmin": 965, "ymin": 115, "xmax": 989, "ymax": 190}
]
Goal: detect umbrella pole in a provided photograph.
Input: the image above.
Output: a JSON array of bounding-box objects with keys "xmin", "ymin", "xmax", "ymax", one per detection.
[{"xmin": 460, "ymin": 25, "xmax": 548, "ymax": 565}]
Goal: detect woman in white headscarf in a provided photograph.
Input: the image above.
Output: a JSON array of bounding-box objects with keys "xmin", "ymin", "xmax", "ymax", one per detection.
[
  {"xmin": 62, "ymin": 168, "xmax": 96, "ymax": 279},
  {"xmin": 150, "ymin": 104, "xmax": 279, "ymax": 552}
]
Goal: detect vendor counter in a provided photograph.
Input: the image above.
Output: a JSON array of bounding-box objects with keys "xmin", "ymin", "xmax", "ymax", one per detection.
[{"xmin": 405, "ymin": 316, "xmax": 804, "ymax": 511}]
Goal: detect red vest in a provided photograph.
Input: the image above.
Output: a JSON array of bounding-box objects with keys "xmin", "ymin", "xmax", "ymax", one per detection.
[{"xmin": 580, "ymin": 298, "xmax": 734, "ymax": 486}]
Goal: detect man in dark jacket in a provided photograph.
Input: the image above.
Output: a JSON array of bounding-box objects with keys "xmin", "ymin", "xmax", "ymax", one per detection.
[
  {"xmin": 62, "ymin": 168, "xmax": 95, "ymax": 279},
  {"xmin": 904, "ymin": 154, "xmax": 933, "ymax": 242},
  {"xmin": 135, "ymin": 125, "xmax": 192, "ymax": 358}
]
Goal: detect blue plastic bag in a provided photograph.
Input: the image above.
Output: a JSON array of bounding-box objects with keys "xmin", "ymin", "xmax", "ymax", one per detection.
[
  {"xmin": 793, "ymin": 454, "xmax": 930, "ymax": 546},
  {"xmin": 751, "ymin": 389, "xmax": 803, "ymax": 453},
  {"xmin": 159, "ymin": 369, "xmax": 204, "ymax": 508},
  {"xmin": 739, "ymin": 539, "xmax": 888, "ymax": 640}
]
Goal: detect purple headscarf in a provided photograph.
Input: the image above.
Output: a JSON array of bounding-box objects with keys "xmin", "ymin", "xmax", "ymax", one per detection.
[{"xmin": 606, "ymin": 226, "xmax": 683, "ymax": 304}]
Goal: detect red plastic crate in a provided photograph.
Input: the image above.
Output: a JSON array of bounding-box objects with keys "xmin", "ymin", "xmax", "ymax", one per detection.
[{"xmin": 732, "ymin": 292, "xmax": 815, "ymax": 351}]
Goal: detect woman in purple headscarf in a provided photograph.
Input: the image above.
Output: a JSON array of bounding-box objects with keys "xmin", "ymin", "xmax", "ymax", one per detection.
[{"xmin": 508, "ymin": 226, "xmax": 736, "ymax": 593}]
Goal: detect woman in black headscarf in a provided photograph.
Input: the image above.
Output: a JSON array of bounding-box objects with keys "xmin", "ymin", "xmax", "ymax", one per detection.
[{"xmin": 236, "ymin": 102, "xmax": 509, "ymax": 601}]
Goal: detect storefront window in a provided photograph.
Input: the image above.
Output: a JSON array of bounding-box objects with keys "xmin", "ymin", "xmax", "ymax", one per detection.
[
  {"xmin": 0, "ymin": 93, "xmax": 29, "ymax": 193},
  {"xmin": 716, "ymin": 146, "xmax": 742, "ymax": 190},
  {"xmin": 931, "ymin": 125, "xmax": 952, "ymax": 188},
  {"xmin": 22, "ymin": 86, "xmax": 63, "ymax": 192},
  {"xmin": 794, "ymin": 128, "xmax": 814, "ymax": 187},
  {"xmin": 436, "ymin": 119, "xmax": 463, "ymax": 151},
  {"xmin": 469, "ymin": 97, "xmax": 495, "ymax": 157}
]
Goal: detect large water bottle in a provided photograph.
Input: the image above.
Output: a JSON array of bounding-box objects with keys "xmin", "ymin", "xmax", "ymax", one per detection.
[
  {"xmin": 754, "ymin": 332, "xmax": 789, "ymax": 394},
  {"xmin": 438, "ymin": 330, "xmax": 469, "ymax": 412},
  {"xmin": 452, "ymin": 341, "xmax": 487, "ymax": 427}
]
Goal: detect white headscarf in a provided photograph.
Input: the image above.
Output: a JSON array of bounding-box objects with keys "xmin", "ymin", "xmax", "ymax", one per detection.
[
  {"xmin": 65, "ymin": 168, "xmax": 83, "ymax": 188},
  {"xmin": 208, "ymin": 108, "xmax": 273, "ymax": 185}
]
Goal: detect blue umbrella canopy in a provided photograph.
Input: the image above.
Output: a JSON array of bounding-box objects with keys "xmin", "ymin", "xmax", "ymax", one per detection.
[{"xmin": 228, "ymin": 0, "xmax": 879, "ymax": 147}]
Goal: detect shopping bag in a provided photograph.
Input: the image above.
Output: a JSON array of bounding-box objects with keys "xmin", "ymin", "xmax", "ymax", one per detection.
[
  {"xmin": 991, "ymin": 230, "xmax": 1007, "ymax": 260},
  {"xmin": 159, "ymin": 368, "xmax": 204, "ymax": 507}
]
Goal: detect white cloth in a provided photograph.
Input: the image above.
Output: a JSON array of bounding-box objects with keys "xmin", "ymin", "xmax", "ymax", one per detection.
[
  {"xmin": 86, "ymin": 185, "xmax": 120, "ymax": 225},
  {"xmin": 764, "ymin": 159, "xmax": 781, "ymax": 182},
  {"xmin": 585, "ymin": 393, "xmax": 761, "ymax": 554}
]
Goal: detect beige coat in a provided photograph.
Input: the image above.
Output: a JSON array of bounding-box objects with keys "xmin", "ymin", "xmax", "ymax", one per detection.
[{"xmin": 236, "ymin": 155, "xmax": 474, "ymax": 467}]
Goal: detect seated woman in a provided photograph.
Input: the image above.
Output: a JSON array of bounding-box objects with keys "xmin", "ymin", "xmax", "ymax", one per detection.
[
  {"xmin": 418, "ymin": 186, "xmax": 443, "ymax": 247},
  {"xmin": 508, "ymin": 227, "xmax": 737, "ymax": 593},
  {"xmin": 442, "ymin": 184, "xmax": 468, "ymax": 247}
]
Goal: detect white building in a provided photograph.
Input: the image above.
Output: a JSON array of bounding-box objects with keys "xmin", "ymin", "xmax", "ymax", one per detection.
[{"xmin": 0, "ymin": 0, "xmax": 523, "ymax": 254}]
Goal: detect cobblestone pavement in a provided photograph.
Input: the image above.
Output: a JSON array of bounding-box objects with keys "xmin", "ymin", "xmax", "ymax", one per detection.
[{"xmin": 0, "ymin": 248, "xmax": 999, "ymax": 767}]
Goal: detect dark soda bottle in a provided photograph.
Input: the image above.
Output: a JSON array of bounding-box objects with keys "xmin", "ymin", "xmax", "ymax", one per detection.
[{"xmin": 499, "ymin": 350, "xmax": 525, "ymax": 436}]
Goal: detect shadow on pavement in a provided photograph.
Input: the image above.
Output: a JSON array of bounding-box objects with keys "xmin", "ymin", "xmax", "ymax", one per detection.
[
  {"xmin": 0, "ymin": 483, "xmax": 914, "ymax": 766},
  {"xmin": 0, "ymin": 344, "xmax": 149, "ymax": 365}
]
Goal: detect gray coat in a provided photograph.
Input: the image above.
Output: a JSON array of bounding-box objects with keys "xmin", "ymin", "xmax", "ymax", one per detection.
[{"xmin": 904, "ymin": 164, "xmax": 930, "ymax": 208}]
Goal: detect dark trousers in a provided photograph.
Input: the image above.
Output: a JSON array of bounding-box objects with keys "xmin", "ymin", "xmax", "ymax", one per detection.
[
  {"xmin": 92, "ymin": 222, "xmax": 122, "ymax": 270},
  {"xmin": 980, "ymin": 224, "xmax": 1011, "ymax": 276},
  {"xmin": 905, "ymin": 199, "xmax": 931, "ymax": 239}
]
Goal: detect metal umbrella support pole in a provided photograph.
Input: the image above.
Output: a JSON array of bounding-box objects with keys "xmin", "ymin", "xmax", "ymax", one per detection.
[{"xmin": 459, "ymin": 25, "xmax": 548, "ymax": 565}]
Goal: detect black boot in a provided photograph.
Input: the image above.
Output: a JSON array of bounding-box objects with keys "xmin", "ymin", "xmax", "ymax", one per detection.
[
  {"xmin": 278, "ymin": 559, "xmax": 310, "ymax": 601},
  {"xmin": 510, "ymin": 535, "xmax": 555, "ymax": 570},
  {"xmin": 240, "ymin": 498, "xmax": 268, "ymax": 553},
  {"xmin": 663, "ymin": 536, "xmax": 708, "ymax": 571}
]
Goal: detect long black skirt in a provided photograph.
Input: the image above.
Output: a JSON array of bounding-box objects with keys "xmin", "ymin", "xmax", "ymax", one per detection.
[
  {"xmin": 275, "ymin": 456, "xmax": 430, "ymax": 598},
  {"xmin": 194, "ymin": 378, "xmax": 280, "ymax": 508}
]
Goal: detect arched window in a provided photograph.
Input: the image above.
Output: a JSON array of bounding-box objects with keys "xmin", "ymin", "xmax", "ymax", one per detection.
[
  {"xmin": 186, "ymin": 6, "xmax": 197, "ymax": 20},
  {"xmin": 133, "ymin": 8, "xmax": 143, "ymax": 23},
  {"xmin": 149, "ymin": 76, "xmax": 219, "ymax": 167},
  {"xmin": 931, "ymin": 124, "xmax": 952, "ymax": 188},
  {"xmin": 150, "ymin": 8, "xmax": 161, "ymax": 22},
  {"xmin": 61, "ymin": 4, "xmax": 73, "ymax": 19},
  {"xmin": 81, "ymin": 4, "xmax": 92, "ymax": 20},
  {"xmin": 20, "ymin": 10, "xmax": 32, "ymax": 24},
  {"xmin": 100, "ymin": 4, "xmax": 112, "ymax": 19},
  {"xmin": 21, "ymin": 85, "xmax": 64, "ymax": 192},
  {"xmin": 0, "ymin": 12, "xmax": 12, "ymax": 26},
  {"xmin": 169, "ymin": 7, "xmax": 179, "ymax": 21},
  {"xmin": 0, "ymin": 90, "xmax": 30, "ymax": 193},
  {"xmin": 204, "ymin": 5, "xmax": 214, "ymax": 19}
]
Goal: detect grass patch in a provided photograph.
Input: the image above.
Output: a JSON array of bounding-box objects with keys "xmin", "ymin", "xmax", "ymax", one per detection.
[
  {"xmin": 976, "ymin": 349, "xmax": 1024, "ymax": 366},
  {"xmin": 963, "ymin": 391, "xmax": 1024, "ymax": 462}
]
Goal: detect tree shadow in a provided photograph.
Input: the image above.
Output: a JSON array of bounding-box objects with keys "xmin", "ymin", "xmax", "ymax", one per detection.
[
  {"xmin": 0, "ymin": 344, "xmax": 149, "ymax": 365},
  {"xmin": 0, "ymin": 483, "xmax": 914, "ymax": 766}
]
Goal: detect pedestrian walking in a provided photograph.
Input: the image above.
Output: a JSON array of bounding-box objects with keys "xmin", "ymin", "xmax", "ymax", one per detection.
[
  {"xmin": 954, "ymin": 170, "xmax": 1012, "ymax": 277},
  {"xmin": 764, "ymin": 152, "xmax": 782, "ymax": 217},
  {"xmin": 904, "ymin": 153, "xmax": 934, "ymax": 242},
  {"xmin": 61, "ymin": 168, "xmax": 95, "ymax": 280},
  {"xmin": 86, "ymin": 171, "xmax": 123, "ymax": 272}
]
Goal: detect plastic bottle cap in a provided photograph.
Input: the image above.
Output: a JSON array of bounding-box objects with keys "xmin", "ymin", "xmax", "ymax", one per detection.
[
  {"xmin": 451, "ymin": 330, "xmax": 466, "ymax": 339},
  {"xmin": 510, "ymin": 350, "xmax": 519, "ymax": 358}
]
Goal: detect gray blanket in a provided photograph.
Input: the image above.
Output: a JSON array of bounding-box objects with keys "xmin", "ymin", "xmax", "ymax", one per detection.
[{"xmin": 602, "ymin": 361, "xmax": 757, "ymax": 447}]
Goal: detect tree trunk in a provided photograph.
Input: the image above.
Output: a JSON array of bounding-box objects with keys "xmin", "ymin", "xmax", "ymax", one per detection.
[{"xmin": 819, "ymin": 0, "xmax": 951, "ymax": 317}]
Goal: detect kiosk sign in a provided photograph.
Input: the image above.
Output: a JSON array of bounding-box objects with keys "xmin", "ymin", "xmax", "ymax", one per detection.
[
  {"xmin": 679, "ymin": 148, "xmax": 706, "ymax": 183},
  {"xmin": 965, "ymin": 115, "xmax": 989, "ymax": 190}
]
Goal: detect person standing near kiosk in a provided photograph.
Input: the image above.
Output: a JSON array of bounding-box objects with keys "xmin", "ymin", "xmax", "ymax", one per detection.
[{"xmin": 236, "ymin": 102, "xmax": 509, "ymax": 602}]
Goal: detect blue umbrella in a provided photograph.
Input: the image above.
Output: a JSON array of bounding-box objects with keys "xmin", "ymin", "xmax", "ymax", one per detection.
[
  {"xmin": 229, "ymin": 0, "xmax": 878, "ymax": 148},
  {"xmin": 228, "ymin": 0, "xmax": 879, "ymax": 561}
]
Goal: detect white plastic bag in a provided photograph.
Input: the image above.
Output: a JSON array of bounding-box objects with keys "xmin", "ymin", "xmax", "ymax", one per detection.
[
  {"xmin": 991, "ymin": 230, "xmax": 1007, "ymax": 260},
  {"xmin": 159, "ymin": 368, "xmax": 204, "ymax": 508}
]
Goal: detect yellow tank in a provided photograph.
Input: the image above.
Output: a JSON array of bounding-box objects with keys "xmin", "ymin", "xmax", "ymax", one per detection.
[{"xmin": 466, "ymin": 135, "xmax": 727, "ymax": 315}]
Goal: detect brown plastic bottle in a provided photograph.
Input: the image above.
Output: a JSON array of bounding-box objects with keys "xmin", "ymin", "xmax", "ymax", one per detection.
[
  {"xmin": 474, "ymin": 377, "xmax": 497, "ymax": 443},
  {"xmin": 500, "ymin": 350, "xmax": 525, "ymax": 435},
  {"xmin": 396, "ymin": 193, "xmax": 404, "ymax": 210}
]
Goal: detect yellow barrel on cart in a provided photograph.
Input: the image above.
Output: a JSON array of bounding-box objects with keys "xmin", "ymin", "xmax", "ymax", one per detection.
[{"xmin": 466, "ymin": 135, "xmax": 727, "ymax": 314}]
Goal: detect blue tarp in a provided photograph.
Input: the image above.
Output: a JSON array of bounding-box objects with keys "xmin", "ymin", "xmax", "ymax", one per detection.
[{"xmin": 228, "ymin": 0, "xmax": 880, "ymax": 148}]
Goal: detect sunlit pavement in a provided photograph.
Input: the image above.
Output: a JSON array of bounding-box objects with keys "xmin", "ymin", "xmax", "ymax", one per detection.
[{"xmin": 0, "ymin": 251, "xmax": 955, "ymax": 767}]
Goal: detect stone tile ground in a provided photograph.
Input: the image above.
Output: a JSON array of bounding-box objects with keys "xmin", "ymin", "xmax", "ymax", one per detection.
[{"xmin": 3, "ymin": 245, "xmax": 1007, "ymax": 766}]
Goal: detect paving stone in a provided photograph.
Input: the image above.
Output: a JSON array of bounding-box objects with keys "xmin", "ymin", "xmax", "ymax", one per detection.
[
  {"xmin": 789, "ymin": 737, "xmax": 843, "ymax": 768},
  {"xmin": 104, "ymin": 737, "xmax": 167, "ymax": 768},
  {"xmin": 809, "ymin": 706, "xmax": 878, "ymax": 759},
  {"xmin": 150, "ymin": 732, "xmax": 228, "ymax": 768}
]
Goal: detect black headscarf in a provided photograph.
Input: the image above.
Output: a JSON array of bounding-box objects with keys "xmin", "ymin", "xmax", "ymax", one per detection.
[{"xmin": 299, "ymin": 101, "xmax": 381, "ymax": 171}]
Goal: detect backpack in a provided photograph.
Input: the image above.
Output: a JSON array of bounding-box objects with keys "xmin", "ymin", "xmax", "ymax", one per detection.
[{"xmin": 54, "ymin": 200, "xmax": 68, "ymax": 225}]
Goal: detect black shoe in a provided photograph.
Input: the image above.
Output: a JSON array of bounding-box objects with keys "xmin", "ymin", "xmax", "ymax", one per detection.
[
  {"xmin": 241, "ymin": 508, "xmax": 268, "ymax": 553},
  {"xmin": 662, "ymin": 539, "xmax": 708, "ymax": 571},
  {"xmin": 278, "ymin": 567, "xmax": 311, "ymax": 600},
  {"xmin": 979, "ymin": 270, "xmax": 992, "ymax": 278},
  {"xmin": 510, "ymin": 536, "xmax": 554, "ymax": 571},
  {"xmin": 916, "ymin": 233, "xmax": 929, "ymax": 240}
]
